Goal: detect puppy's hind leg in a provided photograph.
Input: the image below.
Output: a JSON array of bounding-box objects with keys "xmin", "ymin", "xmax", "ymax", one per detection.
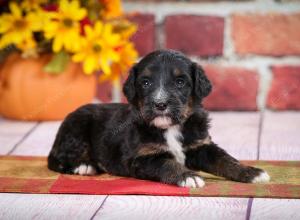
[
  {"xmin": 48, "ymin": 112, "xmax": 97, "ymax": 175},
  {"xmin": 48, "ymin": 134, "xmax": 97, "ymax": 175}
]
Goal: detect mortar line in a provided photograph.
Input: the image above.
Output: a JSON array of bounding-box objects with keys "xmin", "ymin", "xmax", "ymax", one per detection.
[
  {"xmin": 256, "ymin": 110, "xmax": 265, "ymax": 160},
  {"xmin": 155, "ymin": 22, "xmax": 165, "ymax": 49}
]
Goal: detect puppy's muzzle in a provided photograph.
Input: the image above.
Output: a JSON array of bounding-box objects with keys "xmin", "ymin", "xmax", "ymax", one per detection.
[
  {"xmin": 154, "ymin": 101, "xmax": 168, "ymax": 111},
  {"xmin": 153, "ymin": 86, "xmax": 170, "ymax": 113}
]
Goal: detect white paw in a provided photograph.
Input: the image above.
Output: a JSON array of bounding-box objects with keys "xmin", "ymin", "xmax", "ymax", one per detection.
[
  {"xmin": 252, "ymin": 171, "xmax": 270, "ymax": 183},
  {"xmin": 73, "ymin": 164, "xmax": 96, "ymax": 175},
  {"xmin": 177, "ymin": 176, "xmax": 205, "ymax": 188}
]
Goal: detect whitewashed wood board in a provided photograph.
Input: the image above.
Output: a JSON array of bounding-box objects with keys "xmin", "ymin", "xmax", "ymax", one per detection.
[
  {"xmin": 94, "ymin": 196, "xmax": 249, "ymax": 220},
  {"xmin": 209, "ymin": 112, "xmax": 260, "ymax": 160},
  {"xmin": 250, "ymin": 198, "xmax": 300, "ymax": 220},
  {"xmin": 0, "ymin": 118, "xmax": 37, "ymax": 155},
  {"xmin": 11, "ymin": 121, "xmax": 61, "ymax": 156},
  {"xmin": 259, "ymin": 111, "xmax": 300, "ymax": 160},
  {"xmin": 0, "ymin": 193, "xmax": 107, "ymax": 220}
]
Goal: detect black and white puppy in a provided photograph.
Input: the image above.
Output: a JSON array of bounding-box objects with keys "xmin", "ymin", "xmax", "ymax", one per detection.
[{"xmin": 48, "ymin": 49, "xmax": 270, "ymax": 188}]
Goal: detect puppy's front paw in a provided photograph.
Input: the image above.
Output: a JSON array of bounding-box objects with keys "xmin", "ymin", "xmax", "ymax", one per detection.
[
  {"xmin": 251, "ymin": 171, "xmax": 270, "ymax": 183},
  {"xmin": 177, "ymin": 175, "xmax": 205, "ymax": 188},
  {"xmin": 239, "ymin": 166, "xmax": 270, "ymax": 183},
  {"xmin": 73, "ymin": 164, "xmax": 96, "ymax": 175}
]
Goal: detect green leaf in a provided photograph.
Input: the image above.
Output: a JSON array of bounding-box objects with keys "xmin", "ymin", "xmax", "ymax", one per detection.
[{"xmin": 44, "ymin": 51, "xmax": 70, "ymax": 74}]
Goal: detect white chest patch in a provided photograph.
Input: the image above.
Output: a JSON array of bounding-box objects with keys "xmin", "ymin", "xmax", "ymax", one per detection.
[{"xmin": 164, "ymin": 125, "xmax": 185, "ymax": 165}]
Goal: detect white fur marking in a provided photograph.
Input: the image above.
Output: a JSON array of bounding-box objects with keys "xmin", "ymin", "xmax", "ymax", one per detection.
[
  {"xmin": 151, "ymin": 116, "xmax": 172, "ymax": 129},
  {"xmin": 73, "ymin": 167, "xmax": 79, "ymax": 174},
  {"xmin": 252, "ymin": 171, "xmax": 270, "ymax": 183},
  {"xmin": 73, "ymin": 164, "xmax": 96, "ymax": 176},
  {"xmin": 155, "ymin": 87, "xmax": 168, "ymax": 101},
  {"xmin": 164, "ymin": 125, "xmax": 185, "ymax": 165},
  {"xmin": 178, "ymin": 176, "xmax": 205, "ymax": 188},
  {"xmin": 155, "ymin": 76, "xmax": 168, "ymax": 101}
]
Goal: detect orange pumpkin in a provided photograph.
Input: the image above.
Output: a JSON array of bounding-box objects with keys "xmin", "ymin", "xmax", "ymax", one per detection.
[{"xmin": 0, "ymin": 53, "xmax": 96, "ymax": 121}]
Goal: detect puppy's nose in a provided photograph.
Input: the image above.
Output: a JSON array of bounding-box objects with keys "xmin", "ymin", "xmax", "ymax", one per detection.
[{"xmin": 154, "ymin": 102, "xmax": 168, "ymax": 111}]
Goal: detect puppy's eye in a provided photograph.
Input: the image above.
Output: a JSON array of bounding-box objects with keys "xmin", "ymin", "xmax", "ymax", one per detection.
[
  {"xmin": 175, "ymin": 78, "xmax": 185, "ymax": 88},
  {"xmin": 142, "ymin": 79, "xmax": 151, "ymax": 89}
]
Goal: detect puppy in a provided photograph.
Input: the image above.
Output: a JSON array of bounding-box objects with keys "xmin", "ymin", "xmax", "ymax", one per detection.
[{"xmin": 48, "ymin": 49, "xmax": 270, "ymax": 188}]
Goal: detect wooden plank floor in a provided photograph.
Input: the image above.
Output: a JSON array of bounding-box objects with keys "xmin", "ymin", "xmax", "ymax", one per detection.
[{"xmin": 0, "ymin": 111, "xmax": 299, "ymax": 219}]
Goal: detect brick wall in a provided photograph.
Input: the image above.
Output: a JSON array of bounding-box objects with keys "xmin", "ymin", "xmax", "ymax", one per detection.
[{"xmin": 97, "ymin": 0, "xmax": 300, "ymax": 111}]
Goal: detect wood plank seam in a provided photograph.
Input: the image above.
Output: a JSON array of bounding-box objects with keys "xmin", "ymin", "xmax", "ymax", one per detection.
[
  {"xmin": 245, "ymin": 197, "xmax": 254, "ymax": 220},
  {"xmin": 245, "ymin": 111, "xmax": 264, "ymax": 220},
  {"xmin": 7, "ymin": 122, "xmax": 40, "ymax": 155},
  {"xmin": 247, "ymin": 111, "xmax": 265, "ymax": 220},
  {"xmin": 90, "ymin": 195, "xmax": 109, "ymax": 220}
]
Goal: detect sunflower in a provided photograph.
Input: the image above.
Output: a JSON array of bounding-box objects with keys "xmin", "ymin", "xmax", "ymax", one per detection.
[
  {"xmin": 44, "ymin": 0, "xmax": 87, "ymax": 53},
  {"xmin": 99, "ymin": 42, "xmax": 138, "ymax": 84},
  {"xmin": 72, "ymin": 21, "xmax": 121, "ymax": 74},
  {"xmin": 99, "ymin": 19, "xmax": 138, "ymax": 83},
  {"xmin": 0, "ymin": 2, "xmax": 42, "ymax": 50}
]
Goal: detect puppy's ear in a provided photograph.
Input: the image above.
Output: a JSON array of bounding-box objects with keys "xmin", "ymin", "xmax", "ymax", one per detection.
[
  {"xmin": 123, "ymin": 65, "xmax": 137, "ymax": 104},
  {"xmin": 191, "ymin": 63, "xmax": 212, "ymax": 100}
]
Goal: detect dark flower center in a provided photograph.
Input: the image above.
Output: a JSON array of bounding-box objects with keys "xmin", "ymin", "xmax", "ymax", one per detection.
[
  {"xmin": 93, "ymin": 44, "xmax": 101, "ymax": 52},
  {"xmin": 63, "ymin": 18, "xmax": 73, "ymax": 27},
  {"xmin": 14, "ymin": 19, "xmax": 27, "ymax": 29}
]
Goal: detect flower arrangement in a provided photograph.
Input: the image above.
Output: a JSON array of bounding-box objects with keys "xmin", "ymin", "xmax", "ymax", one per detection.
[{"xmin": 0, "ymin": 0, "xmax": 138, "ymax": 85}]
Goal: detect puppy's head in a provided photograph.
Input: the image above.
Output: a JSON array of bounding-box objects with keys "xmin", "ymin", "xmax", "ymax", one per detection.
[{"xmin": 123, "ymin": 49, "xmax": 212, "ymax": 129}]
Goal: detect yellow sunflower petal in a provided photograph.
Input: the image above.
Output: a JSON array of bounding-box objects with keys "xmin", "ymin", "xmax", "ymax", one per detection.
[
  {"xmin": 100, "ymin": 58, "xmax": 111, "ymax": 75},
  {"xmin": 9, "ymin": 2, "xmax": 22, "ymax": 18},
  {"xmin": 84, "ymin": 25, "xmax": 94, "ymax": 38},
  {"xmin": 26, "ymin": 12, "xmax": 43, "ymax": 31},
  {"xmin": 73, "ymin": 8, "xmax": 87, "ymax": 20},
  {"xmin": 72, "ymin": 52, "xmax": 86, "ymax": 62},
  {"xmin": 53, "ymin": 37, "xmax": 63, "ymax": 52},
  {"xmin": 83, "ymin": 56, "xmax": 97, "ymax": 74},
  {"xmin": 0, "ymin": 15, "xmax": 12, "ymax": 33},
  {"xmin": 94, "ymin": 21, "xmax": 104, "ymax": 36},
  {"xmin": 60, "ymin": 0, "xmax": 69, "ymax": 13}
]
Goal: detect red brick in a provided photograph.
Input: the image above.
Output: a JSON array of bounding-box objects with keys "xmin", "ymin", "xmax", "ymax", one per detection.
[
  {"xmin": 203, "ymin": 65, "xmax": 258, "ymax": 110},
  {"xmin": 96, "ymin": 75, "xmax": 128, "ymax": 103},
  {"xmin": 96, "ymin": 81, "xmax": 112, "ymax": 103},
  {"xmin": 267, "ymin": 66, "xmax": 300, "ymax": 110},
  {"xmin": 128, "ymin": 13, "xmax": 155, "ymax": 56},
  {"xmin": 165, "ymin": 15, "xmax": 224, "ymax": 56},
  {"xmin": 232, "ymin": 13, "xmax": 300, "ymax": 56}
]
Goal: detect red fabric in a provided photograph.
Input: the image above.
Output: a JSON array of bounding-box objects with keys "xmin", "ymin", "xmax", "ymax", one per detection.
[{"xmin": 50, "ymin": 175, "xmax": 189, "ymax": 196}]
